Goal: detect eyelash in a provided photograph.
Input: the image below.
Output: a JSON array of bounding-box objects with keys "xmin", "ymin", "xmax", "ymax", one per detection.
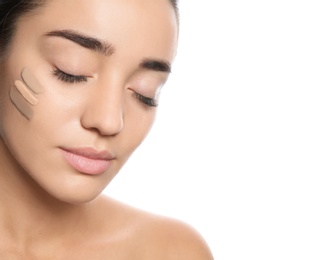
[
  {"xmin": 132, "ymin": 92, "xmax": 158, "ymax": 107},
  {"xmin": 52, "ymin": 68, "xmax": 158, "ymax": 107},
  {"xmin": 52, "ymin": 68, "xmax": 88, "ymax": 83}
]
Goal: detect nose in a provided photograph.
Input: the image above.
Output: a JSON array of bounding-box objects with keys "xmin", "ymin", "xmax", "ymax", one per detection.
[{"xmin": 80, "ymin": 86, "xmax": 124, "ymax": 136}]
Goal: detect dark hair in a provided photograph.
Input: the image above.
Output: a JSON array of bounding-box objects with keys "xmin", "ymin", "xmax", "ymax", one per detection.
[
  {"xmin": 0, "ymin": 0, "xmax": 178, "ymax": 58},
  {"xmin": 170, "ymin": 0, "xmax": 179, "ymax": 18},
  {"xmin": 0, "ymin": 0, "xmax": 46, "ymax": 58}
]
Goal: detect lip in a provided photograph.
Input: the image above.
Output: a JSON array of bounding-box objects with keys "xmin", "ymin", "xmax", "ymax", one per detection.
[{"xmin": 60, "ymin": 147, "xmax": 113, "ymax": 175}]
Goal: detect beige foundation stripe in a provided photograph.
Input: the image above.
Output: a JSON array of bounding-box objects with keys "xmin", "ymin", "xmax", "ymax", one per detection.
[
  {"xmin": 14, "ymin": 80, "xmax": 39, "ymax": 105},
  {"xmin": 21, "ymin": 68, "xmax": 43, "ymax": 94},
  {"xmin": 10, "ymin": 87, "xmax": 33, "ymax": 120}
]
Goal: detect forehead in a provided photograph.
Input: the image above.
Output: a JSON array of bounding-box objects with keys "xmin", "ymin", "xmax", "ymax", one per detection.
[{"xmin": 22, "ymin": 0, "xmax": 178, "ymax": 61}]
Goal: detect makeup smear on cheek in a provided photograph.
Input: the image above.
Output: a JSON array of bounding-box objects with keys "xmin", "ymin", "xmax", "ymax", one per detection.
[
  {"xmin": 9, "ymin": 87, "xmax": 34, "ymax": 120},
  {"xmin": 14, "ymin": 80, "xmax": 38, "ymax": 105},
  {"xmin": 21, "ymin": 68, "xmax": 43, "ymax": 94},
  {"xmin": 9, "ymin": 68, "xmax": 43, "ymax": 120}
]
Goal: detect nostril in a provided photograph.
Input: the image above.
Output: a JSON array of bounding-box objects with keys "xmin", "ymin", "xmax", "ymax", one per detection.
[{"xmin": 80, "ymin": 104, "xmax": 124, "ymax": 136}]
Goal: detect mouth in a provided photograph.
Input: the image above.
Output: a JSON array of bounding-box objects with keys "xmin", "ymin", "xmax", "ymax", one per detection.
[{"xmin": 60, "ymin": 147, "xmax": 114, "ymax": 175}]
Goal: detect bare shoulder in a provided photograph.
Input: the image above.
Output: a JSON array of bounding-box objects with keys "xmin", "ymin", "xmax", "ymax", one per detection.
[
  {"xmin": 98, "ymin": 196, "xmax": 214, "ymax": 260},
  {"xmin": 141, "ymin": 214, "xmax": 214, "ymax": 260}
]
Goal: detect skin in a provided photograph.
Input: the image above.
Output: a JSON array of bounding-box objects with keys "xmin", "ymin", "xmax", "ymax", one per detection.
[
  {"xmin": 9, "ymin": 68, "xmax": 42, "ymax": 119},
  {"xmin": 0, "ymin": 0, "xmax": 213, "ymax": 259},
  {"xmin": 13, "ymin": 80, "xmax": 39, "ymax": 105},
  {"xmin": 21, "ymin": 68, "xmax": 44, "ymax": 94}
]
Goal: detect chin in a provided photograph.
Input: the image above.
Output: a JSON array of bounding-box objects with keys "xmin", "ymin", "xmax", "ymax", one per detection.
[
  {"xmin": 39, "ymin": 175, "xmax": 110, "ymax": 205},
  {"xmin": 50, "ymin": 187, "xmax": 103, "ymax": 205}
]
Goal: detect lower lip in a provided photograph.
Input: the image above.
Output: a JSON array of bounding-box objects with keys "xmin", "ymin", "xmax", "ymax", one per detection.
[{"xmin": 61, "ymin": 150, "xmax": 111, "ymax": 175}]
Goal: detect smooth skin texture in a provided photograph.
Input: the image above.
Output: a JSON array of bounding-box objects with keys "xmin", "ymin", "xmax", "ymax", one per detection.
[
  {"xmin": 21, "ymin": 68, "xmax": 44, "ymax": 94},
  {"xmin": 13, "ymin": 80, "xmax": 39, "ymax": 105},
  {"xmin": 0, "ymin": 0, "xmax": 213, "ymax": 259}
]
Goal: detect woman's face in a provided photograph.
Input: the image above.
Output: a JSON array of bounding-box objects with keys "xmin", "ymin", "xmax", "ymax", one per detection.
[{"xmin": 0, "ymin": 0, "xmax": 178, "ymax": 203}]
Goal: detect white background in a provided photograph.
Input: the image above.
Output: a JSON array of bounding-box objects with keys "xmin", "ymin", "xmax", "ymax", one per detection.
[{"xmin": 105, "ymin": 1, "xmax": 326, "ymax": 259}]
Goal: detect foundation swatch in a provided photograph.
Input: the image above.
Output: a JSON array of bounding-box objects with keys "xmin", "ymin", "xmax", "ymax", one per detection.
[
  {"xmin": 14, "ymin": 80, "xmax": 39, "ymax": 105},
  {"xmin": 10, "ymin": 68, "xmax": 43, "ymax": 120},
  {"xmin": 21, "ymin": 68, "xmax": 43, "ymax": 94},
  {"xmin": 10, "ymin": 86, "xmax": 33, "ymax": 120}
]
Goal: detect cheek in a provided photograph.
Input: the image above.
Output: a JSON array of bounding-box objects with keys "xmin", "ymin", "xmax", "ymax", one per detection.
[
  {"xmin": 118, "ymin": 108, "xmax": 156, "ymax": 160},
  {"xmin": 1, "ymin": 68, "xmax": 43, "ymax": 122},
  {"xmin": 1, "ymin": 85, "xmax": 76, "ymax": 153},
  {"xmin": 30, "ymin": 74, "xmax": 87, "ymax": 129},
  {"xmin": 29, "ymin": 91, "xmax": 81, "ymax": 145},
  {"xmin": 0, "ymin": 102, "xmax": 46, "ymax": 180},
  {"xmin": 9, "ymin": 81, "xmax": 37, "ymax": 120}
]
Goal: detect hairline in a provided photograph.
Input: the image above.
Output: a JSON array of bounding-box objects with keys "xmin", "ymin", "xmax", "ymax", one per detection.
[{"xmin": 0, "ymin": 0, "xmax": 179, "ymax": 59}]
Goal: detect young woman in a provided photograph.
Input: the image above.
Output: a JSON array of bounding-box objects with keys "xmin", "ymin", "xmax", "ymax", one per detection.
[{"xmin": 0, "ymin": 0, "xmax": 213, "ymax": 259}]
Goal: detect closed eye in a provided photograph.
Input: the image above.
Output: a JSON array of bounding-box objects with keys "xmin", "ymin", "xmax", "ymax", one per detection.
[
  {"xmin": 132, "ymin": 92, "xmax": 158, "ymax": 107},
  {"xmin": 52, "ymin": 68, "xmax": 88, "ymax": 84}
]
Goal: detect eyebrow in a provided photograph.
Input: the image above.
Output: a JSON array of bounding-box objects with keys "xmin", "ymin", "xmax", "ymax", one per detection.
[
  {"xmin": 140, "ymin": 59, "xmax": 171, "ymax": 73},
  {"xmin": 45, "ymin": 30, "xmax": 115, "ymax": 56},
  {"xmin": 45, "ymin": 29, "xmax": 171, "ymax": 73}
]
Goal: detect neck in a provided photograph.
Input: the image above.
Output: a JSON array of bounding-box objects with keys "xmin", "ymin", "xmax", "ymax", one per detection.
[{"xmin": 0, "ymin": 138, "xmax": 95, "ymax": 245}]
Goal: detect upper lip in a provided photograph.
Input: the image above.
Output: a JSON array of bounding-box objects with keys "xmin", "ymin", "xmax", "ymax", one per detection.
[{"xmin": 61, "ymin": 147, "xmax": 114, "ymax": 160}]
